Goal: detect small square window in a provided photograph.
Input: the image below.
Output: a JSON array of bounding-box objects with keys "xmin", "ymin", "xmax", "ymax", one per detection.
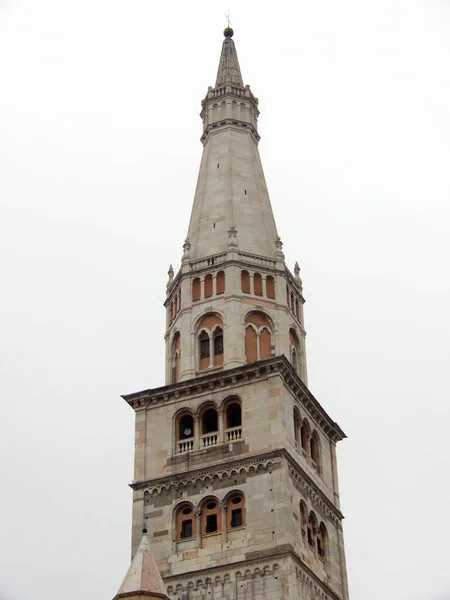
[
  {"xmin": 206, "ymin": 514, "xmax": 218, "ymax": 533},
  {"xmin": 181, "ymin": 519, "xmax": 193, "ymax": 538},
  {"xmin": 231, "ymin": 509, "xmax": 242, "ymax": 527}
]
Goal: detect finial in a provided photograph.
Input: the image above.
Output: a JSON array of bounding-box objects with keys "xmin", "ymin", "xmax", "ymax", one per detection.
[
  {"xmin": 142, "ymin": 523, "xmax": 148, "ymax": 534},
  {"xmin": 274, "ymin": 236, "xmax": 285, "ymax": 261},
  {"xmin": 166, "ymin": 264, "xmax": 174, "ymax": 292},
  {"xmin": 224, "ymin": 10, "xmax": 233, "ymax": 37},
  {"xmin": 228, "ymin": 225, "xmax": 238, "ymax": 247},
  {"xmin": 294, "ymin": 262, "xmax": 301, "ymax": 279}
]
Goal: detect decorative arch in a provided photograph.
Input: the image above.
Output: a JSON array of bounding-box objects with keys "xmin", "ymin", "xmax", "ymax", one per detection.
[
  {"xmin": 310, "ymin": 430, "xmax": 321, "ymax": 472},
  {"xmin": 225, "ymin": 491, "xmax": 245, "ymax": 529},
  {"xmin": 200, "ymin": 496, "xmax": 221, "ymax": 535},
  {"xmin": 300, "ymin": 418, "xmax": 311, "ymax": 457},
  {"xmin": 204, "ymin": 273, "xmax": 213, "ymax": 297},
  {"xmin": 192, "ymin": 277, "xmax": 201, "ymax": 301},
  {"xmin": 307, "ymin": 511, "xmax": 318, "ymax": 548},
  {"xmin": 241, "ymin": 270, "xmax": 250, "ymax": 294},
  {"xmin": 174, "ymin": 409, "xmax": 195, "ymax": 453},
  {"xmin": 289, "ymin": 328, "xmax": 300, "ymax": 372},
  {"xmin": 253, "ymin": 272, "xmax": 263, "ymax": 296},
  {"xmin": 224, "ymin": 397, "xmax": 242, "ymax": 441},
  {"xmin": 171, "ymin": 332, "xmax": 181, "ymax": 383},
  {"xmin": 196, "ymin": 313, "xmax": 224, "ymax": 371},
  {"xmin": 300, "ymin": 499, "xmax": 308, "ymax": 541},
  {"xmin": 199, "ymin": 402, "xmax": 219, "ymax": 447},
  {"xmin": 245, "ymin": 311, "xmax": 273, "ymax": 363},
  {"xmin": 317, "ymin": 522, "xmax": 327, "ymax": 560},
  {"xmin": 293, "ymin": 406, "xmax": 301, "ymax": 446},
  {"xmin": 266, "ymin": 275, "xmax": 276, "ymax": 299},
  {"xmin": 216, "ymin": 270, "xmax": 225, "ymax": 294},
  {"xmin": 174, "ymin": 502, "xmax": 196, "ymax": 540}
]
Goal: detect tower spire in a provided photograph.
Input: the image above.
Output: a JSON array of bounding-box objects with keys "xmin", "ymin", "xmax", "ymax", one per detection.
[
  {"xmin": 215, "ymin": 26, "xmax": 244, "ymax": 87},
  {"xmin": 113, "ymin": 534, "xmax": 168, "ymax": 600}
]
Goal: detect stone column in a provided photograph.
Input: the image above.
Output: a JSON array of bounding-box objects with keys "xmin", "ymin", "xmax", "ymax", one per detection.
[
  {"xmin": 194, "ymin": 415, "xmax": 200, "ymax": 451},
  {"xmin": 220, "ymin": 500, "xmax": 227, "ymax": 543},
  {"xmin": 218, "ymin": 408, "xmax": 225, "ymax": 443},
  {"xmin": 194, "ymin": 507, "xmax": 202, "ymax": 548},
  {"xmin": 209, "ymin": 333, "xmax": 214, "ymax": 368}
]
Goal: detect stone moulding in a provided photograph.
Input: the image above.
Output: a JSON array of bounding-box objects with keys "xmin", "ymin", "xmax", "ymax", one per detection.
[
  {"xmin": 131, "ymin": 448, "xmax": 343, "ymax": 524},
  {"xmin": 164, "ymin": 550, "xmax": 341, "ymax": 600},
  {"xmin": 121, "ymin": 356, "xmax": 346, "ymax": 443}
]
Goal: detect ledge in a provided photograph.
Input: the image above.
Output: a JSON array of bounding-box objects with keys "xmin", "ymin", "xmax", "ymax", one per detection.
[{"xmin": 121, "ymin": 355, "xmax": 346, "ymax": 442}]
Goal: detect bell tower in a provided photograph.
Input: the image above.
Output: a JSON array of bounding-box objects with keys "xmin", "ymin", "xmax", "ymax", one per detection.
[{"xmin": 117, "ymin": 27, "xmax": 350, "ymax": 600}]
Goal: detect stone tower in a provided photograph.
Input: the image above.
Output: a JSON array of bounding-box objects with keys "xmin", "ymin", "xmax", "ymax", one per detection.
[{"xmin": 118, "ymin": 27, "xmax": 350, "ymax": 600}]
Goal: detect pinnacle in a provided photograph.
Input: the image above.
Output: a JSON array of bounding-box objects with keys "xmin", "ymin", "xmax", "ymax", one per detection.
[{"xmin": 215, "ymin": 30, "xmax": 244, "ymax": 87}]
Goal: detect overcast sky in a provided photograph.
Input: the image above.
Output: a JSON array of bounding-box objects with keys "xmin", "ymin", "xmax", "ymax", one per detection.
[{"xmin": 1, "ymin": 1, "xmax": 449, "ymax": 599}]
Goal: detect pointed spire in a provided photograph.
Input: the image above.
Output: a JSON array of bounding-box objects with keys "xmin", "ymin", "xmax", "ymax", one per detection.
[
  {"xmin": 215, "ymin": 27, "xmax": 244, "ymax": 87},
  {"xmin": 114, "ymin": 534, "xmax": 168, "ymax": 600}
]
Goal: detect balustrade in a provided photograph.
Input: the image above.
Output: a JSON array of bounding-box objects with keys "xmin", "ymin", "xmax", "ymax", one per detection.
[
  {"xmin": 226, "ymin": 426, "xmax": 242, "ymax": 442},
  {"xmin": 178, "ymin": 438, "xmax": 194, "ymax": 454}
]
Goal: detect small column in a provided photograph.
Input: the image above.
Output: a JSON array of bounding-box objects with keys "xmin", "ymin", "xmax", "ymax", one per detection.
[
  {"xmin": 249, "ymin": 273, "xmax": 254, "ymax": 295},
  {"xmin": 262, "ymin": 276, "xmax": 267, "ymax": 297},
  {"xmin": 213, "ymin": 274, "xmax": 217, "ymax": 296},
  {"xmin": 209, "ymin": 334, "xmax": 214, "ymax": 368},
  {"xmin": 194, "ymin": 415, "xmax": 200, "ymax": 451},
  {"xmin": 194, "ymin": 507, "xmax": 202, "ymax": 548},
  {"xmin": 200, "ymin": 277, "xmax": 205, "ymax": 300},
  {"xmin": 220, "ymin": 500, "xmax": 227, "ymax": 543},
  {"xmin": 218, "ymin": 409, "xmax": 225, "ymax": 443}
]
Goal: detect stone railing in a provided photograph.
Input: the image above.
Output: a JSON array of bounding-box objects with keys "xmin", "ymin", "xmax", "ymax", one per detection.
[
  {"xmin": 201, "ymin": 432, "xmax": 218, "ymax": 448},
  {"xmin": 178, "ymin": 438, "xmax": 194, "ymax": 454},
  {"xmin": 225, "ymin": 426, "xmax": 242, "ymax": 442},
  {"xmin": 190, "ymin": 253, "xmax": 227, "ymax": 272},
  {"xmin": 238, "ymin": 252, "xmax": 277, "ymax": 269}
]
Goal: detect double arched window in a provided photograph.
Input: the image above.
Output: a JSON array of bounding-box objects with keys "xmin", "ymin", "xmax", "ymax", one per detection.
[
  {"xmin": 196, "ymin": 314, "xmax": 224, "ymax": 371},
  {"xmin": 245, "ymin": 312, "xmax": 273, "ymax": 363},
  {"xmin": 293, "ymin": 412, "xmax": 321, "ymax": 474},
  {"xmin": 300, "ymin": 505, "xmax": 327, "ymax": 561}
]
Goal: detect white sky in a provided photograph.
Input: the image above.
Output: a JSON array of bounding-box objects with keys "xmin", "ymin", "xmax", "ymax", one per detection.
[{"xmin": 1, "ymin": 1, "xmax": 449, "ymax": 599}]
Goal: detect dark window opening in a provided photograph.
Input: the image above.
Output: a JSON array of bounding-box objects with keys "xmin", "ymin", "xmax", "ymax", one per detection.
[
  {"xmin": 231, "ymin": 509, "xmax": 242, "ymax": 527},
  {"xmin": 202, "ymin": 409, "xmax": 218, "ymax": 434},
  {"xmin": 206, "ymin": 514, "xmax": 218, "ymax": 533},
  {"xmin": 307, "ymin": 527, "xmax": 314, "ymax": 547},
  {"xmin": 226, "ymin": 403, "xmax": 242, "ymax": 428},
  {"xmin": 217, "ymin": 163, "xmax": 219, "ymax": 168},
  {"xmin": 182, "ymin": 507, "xmax": 192, "ymax": 515},
  {"xmin": 214, "ymin": 334, "xmax": 223, "ymax": 355},
  {"xmin": 317, "ymin": 537, "xmax": 324, "ymax": 556},
  {"xmin": 181, "ymin": 519, "xmax": 193, "ymax": 538},
  {"xmin": 244, "ymin": 189, "xmax": 247, "ymax": 195},
  {"xmin": 213, "ymin": 223, "xmax": 215, "ymax": 228},
  {"xmin": 200, "ymin": 338, "xmax": 210, "ymax": 359},
  {"xmin": 179, "ymin": 415, "xmax": 194, "ymax": 440}
]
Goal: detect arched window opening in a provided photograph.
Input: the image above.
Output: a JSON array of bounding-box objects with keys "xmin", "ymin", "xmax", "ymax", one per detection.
[
  {"xmin": 293, "ymin": 408, "xmax": 301, "ymax": 447},
  {"xmin": 307, "ymin": 513, "xmax": 317, "ymax": 548},
  {"xmin": 241, "ymin": 270, "xmax": 250, "ymax": 294},
  {"xmin": 266, "ymin": 276, "xmax": 275, "ymax": 299},
  {"xmin": 171, "ymin": 333, "xmax": 181, "ymax": 383},
  {"xmin": 317, "ymin": 523, "xmax": 326, "ymax": 559},
  {"xmin": 286, "ymin": 285, "xmax": 291, "ymax": 308},
  {"xmin": 226, "ymin": 402, "xmax": 242, "ymax": 428},
  {"xmin": 175, "ymin": 504, "xmax": 196, "ymax": 540},
  {"xmin": 201, "ymin": 408, "xmax": 218, "ymax": 434},
  {"xmin": 289, "ymin": 329, "xmax": 300, "ymax": 373},
  {"xmin": 295, "ymin": 299, "xmax": 300, "ymax": 320},
  {"xmin": 204, "ymin": 274, "xmax": 213, "ymax": 298},
  {"xmin": 192, "ymin": 278, "xmax": 201, "ymax": 301},
  {"xmin": 245, "ymin": 326, "xmax": 257, "ymax": 363},
  {"xmin": 199, "ymin": 331, "xmax": 210, "ymax": 371},
  {"xmin": 310, "ymin": 432, "xmax": 320, "ymax": 471},
  {"xmin": 225, "ymin": 401, "xmax": 242, "ymax": 441},
  {"xmin": 177, "ymin": 413, "xmax": 194, "ymax": 453},
  {"xmin": 201, "ymin": 499, "xmax": 220, "ymax": 535},
  {"xmin": 213, "ymin": 327, "xmax": 224, "ymax": 367},
  {"xmin": 253, "ymin": 273, "xmax": 263, "ymax": 296},
  {"xmin": 259, "ymin": 327, "xmax": 271, "ymax": 360},
  {"xmin": 291, "ymin": 293, "xmax": 295, "ymax": 313},
  {"xmin": 300, "ymin": 500, "xmax": 308, "ymax": 541},
  {"xmin": 216, "ymin": 271, "xmax": 225, "ymax": 294},
  {"xmin": 227, "ymin": 493, "xmax": 245, "ymax": 529},
  {"xmin": 300, "ymin": 420, "xmax": 310, "ymax": 457}
]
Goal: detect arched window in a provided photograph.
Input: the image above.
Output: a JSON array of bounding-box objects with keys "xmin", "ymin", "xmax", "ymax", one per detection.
[
  {"xmin": 289, "ymin": 329, "xmax": 300, "ymax": 372},
  {"xmin": 175, "ymin": 503, "xmax": 196, "ymax": 540},
  {"xmin": 227, "ymin": 493, "xmax": 245, "ymax": 529},
  {"xmin": 310, "ymin": 431, "xmax": 320, "ymax": 472},
  {"xmin": 201, "ymin": 498, "xmax": 221, "ymax": 535},
  {"xmin": 216, "ymin": 271, "xmax": 225, "ymax": 294},
  {"xmin": 213, "ymin": 327, "xmax": 224, "ymax": 367},
  {"xmin": 291, "ymin": 292, "xmax": 295, "ymax": 313},
  {"xmin": 171, "ymin": 333, "xmax": 181, "ymax": 383},
  {"xmin": 241, "ymin": 270, "xmax": 250, "ymax": 294},
  {"xmin": 307, "ymin": 512, "xmax": 317, "ymax": 548},
  {"xmin": 300, "ymin": 419, "xmax": 310, "ymax": 457},
  {"xmin": 176, "ymin": 412, "xmax": 194, "ymax": 453},
  {"xmin": 192, "ymin": 278, "xmax": 201, "ymax": 301},
  {"xmin": 253, "ymin": 273, "xmax": 263, "ymax": 296},
  {"xmin": 225, "ymin": 400, "xmax": 242, "ymax": 441},
  {"xmin": 295, "ymin": 299, "xmax": 300, "ymax": 320},
  {"xmin": 201, "ymin": 408, "xmax": 218, "ymax": 435},
  {"xmin": 300, "ymin": 500, "xmax": 308, "ymax": 541},
  {"xmin": 204, "ymin": 274, "xmax": 213, "ymax": 297},
  {"xmin": 286, "ymin": 285, "xmax": 291, "ymax": 308},
  {"xmin": 266, "ymin": 276, "xmax": 275, "ymax": 299},
  {"xmin": 244, "ymin": 312, "xmax": 273, "ymax": 363},
  {"xmin": 317, "ymin": 522, "xmax": 327, "ymax": 559},
  {"xmin": 199, "ymin": 330, "xmax": 210, "ymax": 370},
  {"xmin": 293, "ymin": 407, "xmax": 301, "ymax": 447}
]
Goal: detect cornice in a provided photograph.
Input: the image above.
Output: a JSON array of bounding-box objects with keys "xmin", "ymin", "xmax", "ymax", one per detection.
[
  {"xmin": 163, "ymin": 547, "xmax": 341, "ymax": 600},
  {"xmin": 121, "ymin": 356, "xmax": 346, "ymax": 442},
  {"xmin": 131, "ymin": 448, "xmax": 343, "ymax": 524},
  {"xmin": 200, "ymin": 120, "xmax": 260, "ymax": 145}
]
